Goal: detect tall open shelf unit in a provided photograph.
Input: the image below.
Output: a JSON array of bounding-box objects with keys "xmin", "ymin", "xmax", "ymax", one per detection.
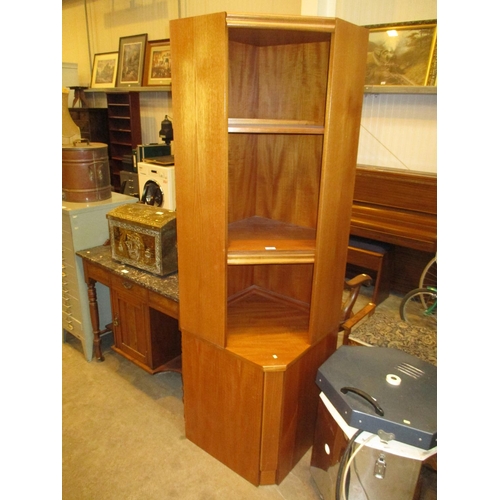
[
  {"xmin": 171, "ymin": 12, "xmax": 368, "ymax": 486},
  {"xmin": 106, "ymin": 91, "xmax": 142, "ymax": 190}
]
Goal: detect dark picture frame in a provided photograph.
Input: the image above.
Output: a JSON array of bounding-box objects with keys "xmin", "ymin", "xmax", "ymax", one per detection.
[
  {"xmin": 117, "ymin": 33, "xmax": 148, "ymax": 87},
  {"xmin": 143, "ymin": 39, "xmax": 171, "ymax": 86},
  {"xmin": 364, "ymin": 20, "xmax": 437, "ymax": 86},
  {"xmin": 90, "ymin": 52, "xmax": 119, "ymax": 88}
]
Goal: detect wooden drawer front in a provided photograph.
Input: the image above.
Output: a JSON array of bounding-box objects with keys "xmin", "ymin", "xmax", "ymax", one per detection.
[
  {"xmin": 148, "ymin": 290, "xmax": 179, "ymax": 319},
  {"xmin": 84, "ymin": 261, "xmax": 112, "ymax": 287},
  {"xmin": 111, "ymin": 274, "xmax": 148, "ymax": 301}
]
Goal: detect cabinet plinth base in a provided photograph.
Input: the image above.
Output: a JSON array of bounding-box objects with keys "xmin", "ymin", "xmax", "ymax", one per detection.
[{"xmin": 182, "ymin": 330, "xmax": 337, "ymax": 486}]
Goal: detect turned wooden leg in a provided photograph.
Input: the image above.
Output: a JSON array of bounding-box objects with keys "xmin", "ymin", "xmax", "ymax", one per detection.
[{"xmin": 87, "ymin": 278, "xmax": 104, "ymax": 362}]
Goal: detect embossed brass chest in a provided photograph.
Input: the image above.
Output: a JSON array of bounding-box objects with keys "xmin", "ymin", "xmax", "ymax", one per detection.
[{"xmin": 106, "ymin": 204, "xmax": 177, "ymax": 276}]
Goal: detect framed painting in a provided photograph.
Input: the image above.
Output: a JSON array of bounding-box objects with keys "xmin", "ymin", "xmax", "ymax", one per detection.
[
  {"xmin": 143, "ymin": 39, "xmax": 172, "ymax": 86},
  {"xmin": 117, "ymin": 33, "xmax": 148, "ymax": 87},
  {"xmin": 364, "ymin": 20, "xmax": 437, "ymax": 86},
  {"xmin": 90, "ymin": 52, "xmax": 118, "ymax": 88}
]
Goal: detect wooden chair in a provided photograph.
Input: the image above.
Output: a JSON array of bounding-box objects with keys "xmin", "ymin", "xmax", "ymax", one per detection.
[{"xmin": 339, "ymin": 273, "xmax": 376, "ymax": 346}]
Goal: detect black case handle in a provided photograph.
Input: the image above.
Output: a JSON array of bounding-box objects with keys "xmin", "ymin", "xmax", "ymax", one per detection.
[{"xmin": 340, "ymin": 386, "xmax": 385, "ymax": 416}]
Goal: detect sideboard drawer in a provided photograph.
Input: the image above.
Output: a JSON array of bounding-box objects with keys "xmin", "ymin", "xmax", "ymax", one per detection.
[{"xmin": 111, "ymin": 273, "xmax": 148, "ymax": 301}]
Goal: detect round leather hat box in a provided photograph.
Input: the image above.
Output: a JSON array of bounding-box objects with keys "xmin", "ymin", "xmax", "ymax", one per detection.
[{"xmin": 62, "ymin": 139, "xmax": 112, "ymax": 202}]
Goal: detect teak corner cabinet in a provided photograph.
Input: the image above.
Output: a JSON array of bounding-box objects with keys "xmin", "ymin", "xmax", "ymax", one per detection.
[{"xmin": 171, "ymin": 12, "xmax": 368, "ymax": 486}]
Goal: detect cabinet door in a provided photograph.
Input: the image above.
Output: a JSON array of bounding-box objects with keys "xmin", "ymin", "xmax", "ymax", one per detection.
[
  {"xmin": 110, "ymin": 275, "xmax": 150, "ymax": 367},
  {"xmin": 171, "ymin": 12, "xmax": 228, "ymax": 347}
]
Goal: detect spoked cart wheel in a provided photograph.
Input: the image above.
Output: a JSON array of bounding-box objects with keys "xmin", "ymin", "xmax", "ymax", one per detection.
[
  {"xmin": 400, "ymin": 287, "xmax": 437, "ymax": 329},
  {"xmin": 419, "ymin": 255, "xmax": 437, "ymax": 289}
]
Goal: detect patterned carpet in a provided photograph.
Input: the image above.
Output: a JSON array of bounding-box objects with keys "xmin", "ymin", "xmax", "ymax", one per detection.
[{"xmin": 349, "ymin": 310, "xmax": 437, "ymax": 366}]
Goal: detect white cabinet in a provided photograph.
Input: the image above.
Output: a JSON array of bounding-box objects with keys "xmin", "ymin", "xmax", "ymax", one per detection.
[{"xmin": 62, "ymin": 193, "xmax": 136, "ymax": 360}]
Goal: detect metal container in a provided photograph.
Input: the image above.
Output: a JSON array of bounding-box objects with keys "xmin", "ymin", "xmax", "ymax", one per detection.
[
  {"xmin": 107, "ymin": 203, "xmax": 177, "ymax": 276},
  {"xmin": 62, "ymin": 139, "xmax": 112, "ymax": 202}
]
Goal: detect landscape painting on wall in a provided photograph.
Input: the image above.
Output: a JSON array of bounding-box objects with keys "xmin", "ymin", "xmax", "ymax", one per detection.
[{"xmin": 365, "ymin": 20, "xmax": 437, "ymax": 86}]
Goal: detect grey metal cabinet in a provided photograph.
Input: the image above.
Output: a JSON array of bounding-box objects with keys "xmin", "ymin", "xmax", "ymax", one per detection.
[{"xmin": 62, "ymin": 193, "xmax": 136, "ymax": 360}]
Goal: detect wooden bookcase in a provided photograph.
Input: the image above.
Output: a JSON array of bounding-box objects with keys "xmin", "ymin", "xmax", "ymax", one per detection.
[
  {"xmin": 171, "ymin": 12, "xmax": 368, "ymax": 486},
  {"xmin": 106, "ymin": 92, "xmax": 142, "ymax": 191}
]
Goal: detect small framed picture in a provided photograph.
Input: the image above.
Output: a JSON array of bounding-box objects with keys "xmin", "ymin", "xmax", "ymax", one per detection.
[
  {"xmin": 117, "ymin": 33, "xmax": 148, "ymax": 87},
  {"xmin": 90, "ymin": 52, "xmax": 119, "ymax": 88},
  {"xmin": 365, "ymin": 20, "xmax": 437, "ymax": 86},
  {"xmin": 143, "ymin": 39, "xmax": 172, "ymax": 86}
]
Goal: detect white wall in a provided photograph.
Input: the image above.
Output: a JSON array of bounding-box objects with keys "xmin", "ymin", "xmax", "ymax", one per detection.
[
  {"xmin": 62, "ymin": 0, "xmax": 302, "ymax": 148},
  {"xmin": 180, "ymin": 0, "xmax": 301, "ymax": 18},
  {"xmin": 62, "ymin": 0, "xmax": 437, "ymax": 172}
]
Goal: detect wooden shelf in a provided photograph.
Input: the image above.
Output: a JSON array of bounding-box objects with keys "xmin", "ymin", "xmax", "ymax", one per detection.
[
  {"xmin": 106, "ymin": 92, "xmax": 142, "ymax": 191},
  {"xmin": 227, "ymin": 216, "xmax": 316, "ymax": 264},
  {"xmin": 226, "ymin": 285, "xmax": 310, "ymax": 369},
  {"xmin": 228, "ymin": 118, "xmax": 324, "ymax": 134}
]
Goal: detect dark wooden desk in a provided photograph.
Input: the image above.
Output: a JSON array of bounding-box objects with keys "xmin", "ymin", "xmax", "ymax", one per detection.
[{"xmin": 76, "ymin": 245, "xmax": 181, "ymax": 374}]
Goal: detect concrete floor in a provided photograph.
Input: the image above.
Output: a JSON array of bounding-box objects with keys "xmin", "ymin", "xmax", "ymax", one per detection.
[{"xmin": 62, "ymin": 286, "xmax": 436, "ymax": 499}]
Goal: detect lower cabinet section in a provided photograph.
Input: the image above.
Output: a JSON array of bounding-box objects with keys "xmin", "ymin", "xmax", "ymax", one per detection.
[
  {"xmin": 110, "ymin": 274, "xmax": 181, "ymax": 374},
  {"xmin": 181, "ymin": 330, "xmax": 336, "ymax": 486}
]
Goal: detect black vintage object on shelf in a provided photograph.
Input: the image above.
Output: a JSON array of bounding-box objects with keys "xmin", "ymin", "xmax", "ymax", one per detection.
[
  {"xmin": 106, "ymin": 91, "xmax": 142, "ymax": 191},
  {"xmin": 159, "ymin": 115, "xmax": 173, "ymax": 144}
]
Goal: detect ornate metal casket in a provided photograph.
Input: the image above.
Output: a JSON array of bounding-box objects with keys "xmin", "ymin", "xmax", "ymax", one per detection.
[{"xmin": 106, "ymin": 203, "xmax": 177, "ymax": 276}]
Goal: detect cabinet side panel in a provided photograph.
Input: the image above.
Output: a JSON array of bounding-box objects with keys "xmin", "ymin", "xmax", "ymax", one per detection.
[
  {"xmin": 260, "ymin": 370, "xmax": 284, "ymax": 484},
  {"xmin": 171, "ymin": 13, "xmax": 228, "ymax": 346},
  {"xmin": 277, "ymin": 333, "xmax": 336, "ymax": 484},
  {"xmin": 182, "ymin": 331, "xmax": 263, "ymax": 486},
  {"xmin": 309, "ymin": 21, "xmax": 369, "ymax": 343}
]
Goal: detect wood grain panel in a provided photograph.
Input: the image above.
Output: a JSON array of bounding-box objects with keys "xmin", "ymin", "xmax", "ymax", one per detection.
[
  {"xmin": 228, "ymin": 41, "xmax": 259, "ymax": 118},
  {"xmin": 147, "ymin": 290, "xmax": 179, "ymax": 319},
  {"xmin": 255, "ymin": 134, "xmax": 321, "ymax": 228},
  {"xmin": 227, "ymin": 265, "xmax": 255, "ymax": 298},
  {"xmin": 257, "ymin": 41, "xmax": 329, "ymax": 122},
  {"xmin": 354, "ymin": 165, "xmax": 437, "ymax": 214},
  {"xmin": 310, "ymin": 397, "xmax": 348, "ymax": 471},
  {"xmin": 309, "ymin": 20, "xmax": 369, "ymax": 344},
  {"xmin": 182, "ymin": 331, "xmax": 263, "ymax": 486},
  {"xmin": 228, "ymin": 134, "xmax": 257, "ymax": 222},
  {"xmin": 171, "ymin": 12, "xmax": 228, "ymax": 347},
  {"xmin": 350, "ymin": 165, "xmax": 437, "ymax": 253},
  {"xmin": 260, "ymin": 370, "xmax": 285, "ymax": 484},
  {"xmin": 253, "ymin": 263, "xmax": 313, "ymax": 304},
  {"xmin": 112, "ymin": 291, "xmax": 149, "ymax": 366},
  {"xmin": 276, "ymin": 333, "xmax": 336, "ymax": 483}
]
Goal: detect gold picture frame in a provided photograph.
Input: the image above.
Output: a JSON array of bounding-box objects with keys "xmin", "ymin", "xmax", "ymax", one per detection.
[
  {"xmin": 90, "ymin": 52, "xmax": 118, "ymax": 88},
  {"xmin": 117, "ymin": 33, "xmax": 148, "ymax": 87},
  {"xmin": 364, "ymin": 20, "xmax": 437, "ymax": 86},
  {"xmin": 143, "ymin": 39, "xmax": 171, "ymax": 86}
]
